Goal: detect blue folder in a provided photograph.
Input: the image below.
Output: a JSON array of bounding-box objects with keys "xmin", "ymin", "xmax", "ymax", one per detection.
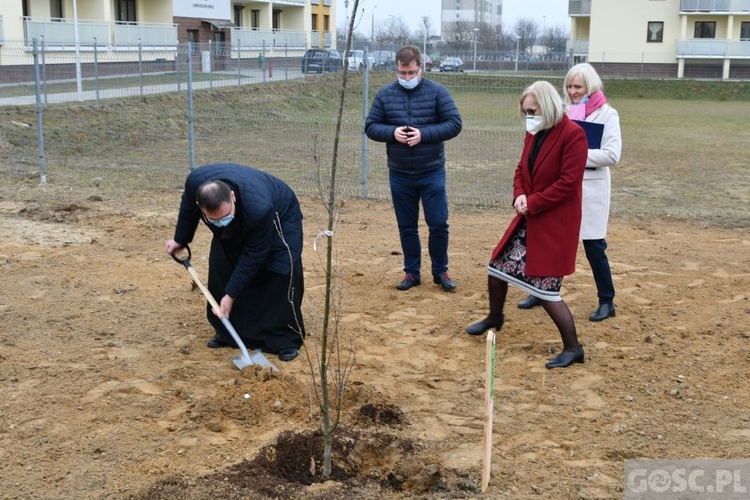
[{"xmin": 573, "ymin": 120, "xmax": 604, "ymax": 149}]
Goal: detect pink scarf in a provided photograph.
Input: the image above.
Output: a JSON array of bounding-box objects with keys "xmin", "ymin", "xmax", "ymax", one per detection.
[{"xmin": 568, "ymin": 90, "xmax": 607, "ymax": 120}]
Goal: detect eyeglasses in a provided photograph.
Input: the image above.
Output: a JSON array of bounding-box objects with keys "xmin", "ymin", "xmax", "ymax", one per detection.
[
  {"xmin": 523, "ymin": 107, "xmax": 540, "ymax": 116},
  {"xmin": 396, "ymin": 70, "xmax": 420, "ymax": 77}
]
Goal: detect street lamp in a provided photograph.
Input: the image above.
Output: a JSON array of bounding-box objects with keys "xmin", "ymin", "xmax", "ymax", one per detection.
[
  {"xmin": 371, "ymin": 6, "xmax": 377, "ymax": 45},
  {"xmin": 422, "ymin": 16, "xmax": 428, "ymax": 62},
  {"xmin": 514, "ymin": 35, "xmax": 521, "ymax": 72},
  {"xmin": 472, "ymin": 28, "xmax": 479, "ymax": 71}
]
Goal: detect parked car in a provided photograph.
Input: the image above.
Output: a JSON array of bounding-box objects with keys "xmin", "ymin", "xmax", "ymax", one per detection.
[
  {"xmin": 346, "ymin": 50, "xmax": 375, "ymax": 71},
  {"xmin": 423, "ymin": 55, "xmax": 433, "ymax": 72},
  {"xmin": 371, "ymin": 50, "xmax": 396, "ymax": 71},
  {"xmin": 301, "ymin": 49, "xmax": 344, "ymax": 74},
  {"xmin": 439, "ymin": 57, "xmax": 464, "ymax": 72}
]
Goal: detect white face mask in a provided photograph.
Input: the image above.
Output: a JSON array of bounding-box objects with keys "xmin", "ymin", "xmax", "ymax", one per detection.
[
  {"xmin": 525, "ymin": 115, "xmax": 545, "ymax": 135},
  {"xmin": 398, "ymin": 76, "xmax": 419, "ymax": 90}
]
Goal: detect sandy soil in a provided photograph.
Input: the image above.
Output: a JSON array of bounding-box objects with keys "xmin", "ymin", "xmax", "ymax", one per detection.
[{"xmin": 0, "ymin": 182, "xmax": 749, "ymax": 499}]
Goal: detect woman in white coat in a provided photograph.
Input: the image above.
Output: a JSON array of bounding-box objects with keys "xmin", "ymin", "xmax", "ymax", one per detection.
[{"xmin": 518, "ymin": 63, "xmax": 622, "ymax": 321}]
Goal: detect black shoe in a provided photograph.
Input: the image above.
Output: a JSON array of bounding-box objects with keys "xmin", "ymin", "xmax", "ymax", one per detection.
[
  {"xmin": 589, "ymin": 303, "xmax": 616, "ymax": 322},
  {"xmin": 278, "ymin": 348, "xmax": 299, "ymax": 362},
  {"xmin": 465, "ymin": 315, "xmax": 504, "ymax": 336},
  {"xmin": 545, "ymin": 347, "xmax": 585, "ymax": 369},
  {"xmin": 207, "ymin": 336, "xmax": 230, "ymax": 349},
  {"xmin": 518, "ymin": 294, "xmax": 542, "ymax": 309},
  {"xmin": 433, "ymin": 272, "xmax": 457, "ymax": 292},
  {"xmin": 396, "ymin": 274, "xmax": 421, "ymax": 291}
]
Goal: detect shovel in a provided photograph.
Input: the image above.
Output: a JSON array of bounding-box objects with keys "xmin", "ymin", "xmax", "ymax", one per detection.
[{"xmin": 171, "ymin": 245, "xmax": 279, "ymax": 372}]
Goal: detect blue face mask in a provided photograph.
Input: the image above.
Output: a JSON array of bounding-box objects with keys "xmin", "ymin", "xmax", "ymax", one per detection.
[
  {"xmin": 208, "ymin": 214, "xmax": 234, "ymax": 227},
  {"xmin": 398, "ymin": 76, "xmax": 419, "ymax": 90}
]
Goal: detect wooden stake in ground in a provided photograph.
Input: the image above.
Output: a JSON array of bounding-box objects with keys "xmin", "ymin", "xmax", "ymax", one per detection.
[{"xmin": 482, "ymin": 330, "xmax": 497, "ymax": 492}]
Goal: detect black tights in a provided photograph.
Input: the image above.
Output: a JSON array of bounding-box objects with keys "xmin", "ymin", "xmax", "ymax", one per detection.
[
  {"xmin": 541, "ymin": 300, "xmax": 580, "ymax": 351},
  {"xmin": 487, "ymin": 276, "xmax": 580, "ymax": 351}
]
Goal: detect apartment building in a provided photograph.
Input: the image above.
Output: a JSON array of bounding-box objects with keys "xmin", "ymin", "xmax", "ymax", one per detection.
[
  {"xmin": 569, "ymin": 0, "xmax": 750, "ymax": 79},
  {"xmin": 0, "ymin": 0, "xmax": 336, "ymax": 67},
  {"xmin": 441, "ymin": 0, "xmax": 502, "ymax": 39}
]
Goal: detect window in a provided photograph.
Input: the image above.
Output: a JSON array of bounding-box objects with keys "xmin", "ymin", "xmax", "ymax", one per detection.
[
  {"xmin": 647, "ymin": 21, "xmax": 664, "ymax": 43},
  {"xmin": 50, "ymin": 0, "xmax": 63, "ymax": 19},
  {"xmin": 272, "ymin": 10, "xmax": 281, "ymax": 31},
  {"xmin": 115, "ymin": 0, "xmax": 136, "ymax": 23},
  {"xmin": 251, "ymin": 10, "xmax": 260, "ymax": 30},
  {"xmin": 742, "ymin": 22, "xmax": 750, "ymax": 41},
  {"xmin": 187, "ymin": 29, "xmax": 199, "ymax": 53},
  {"xmin": 311, "ymin": 14, "xmax": 318, "ymax": 31},
  {"xmin": 324, "ymin": 15, "xmax": 330, "ymax": 32},
  {"xmin": 233, "ymin": 6, "xmax": 244, "ymax": 28},
  {"xmin": 694, "ymin": 21, "xmax": 716, "ymax": 38}
]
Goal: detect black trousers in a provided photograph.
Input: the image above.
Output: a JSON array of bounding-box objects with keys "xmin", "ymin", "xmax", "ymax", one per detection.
[
  {"xmin": 207, "ymin": 237, "xmax": 305, "ymax": 353},
  {"xmin": 583, "ymin": 238, "xmax": 615, "ymax": 305}
]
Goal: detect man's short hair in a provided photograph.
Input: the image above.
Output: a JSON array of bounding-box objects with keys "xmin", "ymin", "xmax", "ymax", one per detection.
[
  {"xmin": 396, "ymin": 45, "xmax": 422, "ymax": 67},
  {"xmin": 196, "ymin": 180, "xmax": 232, "ymax": 211}
]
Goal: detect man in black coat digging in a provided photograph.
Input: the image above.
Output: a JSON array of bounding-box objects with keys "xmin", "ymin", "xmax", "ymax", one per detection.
[{"xmin": 165, "ymin": 163, "xmax": 304, "ymax": 362}]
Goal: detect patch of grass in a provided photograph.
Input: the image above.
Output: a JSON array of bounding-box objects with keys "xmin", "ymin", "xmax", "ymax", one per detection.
[{"xmin": 0, "ymin": 75, "xmax": 747, "ymax": 228}]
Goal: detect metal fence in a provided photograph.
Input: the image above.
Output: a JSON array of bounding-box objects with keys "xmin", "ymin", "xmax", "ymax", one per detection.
[
  {"xmin": 0, "ymin": 40, "xmax": 745, "ymax": 208},
  {"xmin": 0, "ymin": 41, "xmax": 553, "ymax": 207}
]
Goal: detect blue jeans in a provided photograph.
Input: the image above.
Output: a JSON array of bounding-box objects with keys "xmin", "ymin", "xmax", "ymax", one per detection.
[
  {"xmin": 583, "ymin": 238, "xmax": 615, "ymax": 305},
  {"xmin": 389, "ymin": 169, "xmax": 449, "ymax": 279}
]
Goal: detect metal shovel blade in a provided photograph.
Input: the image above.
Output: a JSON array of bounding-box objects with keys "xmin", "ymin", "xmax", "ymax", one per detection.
[{"xmin": 222, "ymin": 317, "xmax": 279, "ymax": 372}]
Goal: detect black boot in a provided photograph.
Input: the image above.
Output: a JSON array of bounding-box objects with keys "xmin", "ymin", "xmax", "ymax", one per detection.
[
  {"xmin": 518, "ymin": 294, "xmax": 542, "ymax": 309},
  {"xmin": 465, "ymin": 314, "xmax": 504, "ymax": 336},
  {"xmin": 465, "ymin": 276, "xmax": 507, "ymax": 336}
]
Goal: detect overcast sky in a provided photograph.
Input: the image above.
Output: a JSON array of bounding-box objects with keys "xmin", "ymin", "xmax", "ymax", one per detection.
[{"xmin": 338, "ymin": 0, "xmax": 570, "ymax": 36}]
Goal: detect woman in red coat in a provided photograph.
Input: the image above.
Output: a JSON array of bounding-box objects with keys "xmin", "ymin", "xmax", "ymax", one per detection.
[{"xmin": 465, "ymin": 81, "xmax": 589, "ymax": 369}]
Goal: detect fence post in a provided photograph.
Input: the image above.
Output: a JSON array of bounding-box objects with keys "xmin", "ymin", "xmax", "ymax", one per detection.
[
  {"xmin": 32, "ymin": 39, "xmax": 47, "ymax": 185},
  {"xmin": 237, "ymin": 38, "xmax": 242, "ymax": 86},
  {"xmin": 139, "ymin": 39, "xmax": 144, "ymax": 99},
  {"xmin": 176, "ymin": 42, "xmax": 181, "ymax": 93},
  {"xmin": 361, "ymin": 46, "xmax": 370, "ymax": 198},
  {"xmin": 93, "ymin": 37, "xmax": 100, "ymax": 104},
  {"xmin": 641, "ymin": 52, "xmax": 645, "ymax": 78},
  {"xmin": 262, "ymin": 40, "xmax": 267, "ymax": 83},
  {"xmin": 187, "ymin": 42, "xmax": 195, "ymax": 171},
  {"xmin": 284, "ymin": 42, "xmax": 288, "ymax": 81},
  {"xmin": 208, "ymin": 40, "xmax": 214, "ymax": 89},
  {"xmin": 40, "ymin": 35, "xmax": 48, "ymax": 106}
]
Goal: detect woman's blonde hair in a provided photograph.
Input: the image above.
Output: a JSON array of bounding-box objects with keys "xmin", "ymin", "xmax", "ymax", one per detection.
[
  {"xmin": 519, "ymin": 81, "xmax": 565, "ymax": 130},
  {"xmin": 563, "ymin": 63, "xmax": 603, "ymax": 104}
]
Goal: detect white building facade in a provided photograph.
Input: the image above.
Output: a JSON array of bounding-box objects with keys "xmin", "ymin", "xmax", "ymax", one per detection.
[
  {"xmin": 568, "ymin": 0, "xmax": 750, "ymax": 79},
  {"xmin": 0, "ymin": 0, "xmax": 336, "ymax": 67}
]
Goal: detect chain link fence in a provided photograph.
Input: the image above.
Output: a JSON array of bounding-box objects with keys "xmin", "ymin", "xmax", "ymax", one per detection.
[
  {"xmin": 1, "ymin": 41, "xmax": 557, "ymax": 207},
  {"xmin": 2, "ymin": 40, "xmax": 745, "ymax": 208}
]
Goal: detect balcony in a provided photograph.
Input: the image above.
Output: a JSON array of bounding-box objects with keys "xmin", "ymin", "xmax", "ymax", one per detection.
[
  {"xmin": 231, "ymin": 28, "xmax": 307, "ymax": 49},
  {"xmin": 569, "ymin": 0, "xmax": 592, "ymax": 17},
  {"xmin": 566, "ymin": 38, "xmax": 589, "ymax": 55},
  {"xmin": 680, "ymin": 0, "xmax": 750, "ymax": 13},
  {"xmin": 24, "ymin": 18, "xmax": 177, "ymax": 49},
  {"xmin": 112, "ymin": 21, "xmax": 178, "ymax": 48},
  {"xmin": 677, "ymin": 38, "xmax": 750, "ymax": 57}
]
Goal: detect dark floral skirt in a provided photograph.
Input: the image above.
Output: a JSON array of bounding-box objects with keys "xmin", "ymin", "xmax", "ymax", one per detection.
[{"xmin": 488, "ymin": 219, "xmax": 563, "ymax": 302}]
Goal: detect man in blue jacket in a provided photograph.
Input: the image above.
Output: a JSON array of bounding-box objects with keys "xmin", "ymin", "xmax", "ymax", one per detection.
[
  {"xmin": 365, "ymin": 45, "xmax": 462, "ymax": 292},
  {"xmin": 165, "ymin": 163, "xmax": 304, "ymax": 362}
]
